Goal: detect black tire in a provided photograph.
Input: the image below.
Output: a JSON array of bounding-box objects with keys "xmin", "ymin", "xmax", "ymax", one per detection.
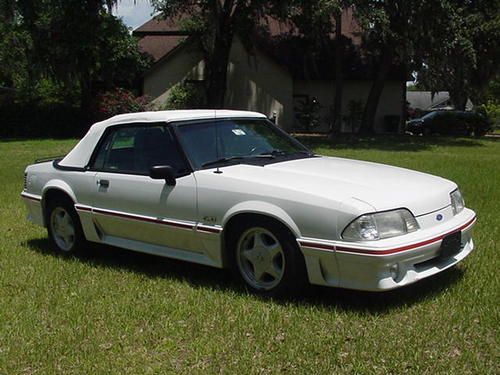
[
  {"xmin": 46, "ymin": 196, "xmax": 86, "ymax": 255},
  {"xmin": 227, "ymin": 217, "xmax": 308, "ymax": 298}
]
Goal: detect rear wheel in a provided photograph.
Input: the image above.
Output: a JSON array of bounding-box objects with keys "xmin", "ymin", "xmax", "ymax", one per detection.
[
  {"xmin": 46, "ymin": 196, "xmax": 86, "ymax": 255},
  {"xmin": 228, "ymin": 217, "xmax": 307, "ymax": 297}
]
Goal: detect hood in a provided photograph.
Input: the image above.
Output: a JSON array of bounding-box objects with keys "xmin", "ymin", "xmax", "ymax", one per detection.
[{"xmin": 218, "ymin": 156, "xmax": 456, "ymax": 216}]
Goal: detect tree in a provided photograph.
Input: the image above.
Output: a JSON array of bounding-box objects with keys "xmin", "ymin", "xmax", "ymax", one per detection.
[
  {"xmin": 332, "ymin": 4, "xmax": 344, "ymax": 135},
  {"xmin": 1, "ymin": 0, "xmax": 150, "ymax": 109},
  {"xmin": 0, "ymin": 0, "xmax": 31, "ymax": 91},
  {"xmin": 353, "ymin": 1, "xmax": 461, "ymax": 134},
  {"xmin": 416, "ymin": 1, "xmax": 500, "ymax": 110},
  {"xmin": 151, "ymin": 0, "xmax": 287, "ymax": 108},
  {"xmin": 278, "ymin": 1, "xmax": 352, "ymax": 134}
]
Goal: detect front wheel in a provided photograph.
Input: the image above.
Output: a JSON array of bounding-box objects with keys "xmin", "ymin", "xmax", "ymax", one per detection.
[
  {"xmin": 229, "ymin": 218, "xmax": 307, "ymax": 297},
  {"xmin": 46, "ymin": 196, "xmax": 86, "ymax": 255}
]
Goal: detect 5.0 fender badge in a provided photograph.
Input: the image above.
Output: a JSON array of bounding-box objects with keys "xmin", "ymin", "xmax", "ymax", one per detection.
[{"xmin": 203, "ymin": 216, "xmax": 217, "ymax": 224}]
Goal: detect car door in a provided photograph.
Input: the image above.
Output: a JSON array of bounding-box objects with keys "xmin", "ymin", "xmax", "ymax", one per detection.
[{"xmin": 89, "ymin": 123, "xmax": 202, "ymax": 253}]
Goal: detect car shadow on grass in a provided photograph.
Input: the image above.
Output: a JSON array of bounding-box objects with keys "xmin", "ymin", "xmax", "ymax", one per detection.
[
  {"xmin": 300, "ymin": 268, "xmax": 465, "ymax": 314},
  {"xmin": 297, "ymin": 134, "xmax": 490, "ymax": 152},
  {"xmin": 26, "ymin": 238, "xmax": 465, "ymax": 315}
]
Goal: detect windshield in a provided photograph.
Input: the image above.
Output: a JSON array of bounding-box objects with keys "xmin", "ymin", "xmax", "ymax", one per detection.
[{"xmin": 175, "ymin": 118, "xmax": 312, "ymax": 169}]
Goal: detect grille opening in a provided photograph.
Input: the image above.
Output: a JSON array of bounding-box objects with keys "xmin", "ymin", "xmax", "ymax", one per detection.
[
  {"xmin": 414, "ymin": 242, "xmax": 465, "ymax": 271},
  {"xmin": 23, "ymin": 173, "xmax": 28, "ymax": 190}
]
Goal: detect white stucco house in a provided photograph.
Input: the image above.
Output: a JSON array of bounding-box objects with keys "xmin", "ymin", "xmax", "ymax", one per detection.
[{"xmin": 134, "ymin": 10, "xmax": 407, "ymax": 133}]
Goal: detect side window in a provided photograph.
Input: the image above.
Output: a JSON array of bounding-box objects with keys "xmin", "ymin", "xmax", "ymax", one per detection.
[{"xmin": 92, "ymin": 125, "xmax": 189, "ymax": 175}]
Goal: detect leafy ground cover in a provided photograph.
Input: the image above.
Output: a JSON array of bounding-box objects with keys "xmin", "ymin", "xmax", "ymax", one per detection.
[{"xmin": 0, "ymin": 136, "xmax": 498, "ymax": 374}]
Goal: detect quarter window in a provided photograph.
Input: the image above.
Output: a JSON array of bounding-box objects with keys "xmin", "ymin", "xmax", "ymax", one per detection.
[{"xmin": 92, "ymin": 125, "xmax": 189, "ymax": 175}]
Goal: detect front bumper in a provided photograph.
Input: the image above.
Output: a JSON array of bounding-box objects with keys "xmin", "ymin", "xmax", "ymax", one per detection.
[
  {"xmin": 21, "ymin": 192, "xmax": 44, "ymax": 226},
  {"xmin": 298, "ymin": 208, "xmax": 476, "ymax": 291}
]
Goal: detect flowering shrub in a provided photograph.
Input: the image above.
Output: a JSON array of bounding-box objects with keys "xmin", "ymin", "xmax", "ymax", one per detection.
[{"xmin": 96, "ymin": 88, "xmax": 151, "ymax": 119}]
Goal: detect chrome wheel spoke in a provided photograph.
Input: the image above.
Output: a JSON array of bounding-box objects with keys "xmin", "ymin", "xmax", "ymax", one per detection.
[
  {"xmin": 54, "ymin": 212, "xmax": 63, "ymax": 229},
  {"xmin": 252, "ymin": 262, "xmax": 267, "ymax": 282},
  {"xmin": 236, "ymin": 227, "xmax": 286, "ymax": 290},
  {"xmin": 61, "ymin": 212, "xmax": 73, "ymax": 231},
  {"xmin": 254, "ymin": 232, "xmax": 266, "ymax": 248},
  {"xmin": 50, "ymin": 207, "xmax": 76, "ymax": 252},
  {"xmin": 242, "ymin": 248, "xmax": 266, "ymax": 281},
  {"xmin": 267, "ymin": 243, "xmax": 282, "ymax": 259},
  {"xmin": 63, "ymin": 233, "xmax": 74, "ymax": 246},
  {"xmin": 242, "ymin": 247, "xmax": 259, "ymax": 264},
  {"xmin": 265, "ymin": 262, "xmax": 281, "ymax": 279}
]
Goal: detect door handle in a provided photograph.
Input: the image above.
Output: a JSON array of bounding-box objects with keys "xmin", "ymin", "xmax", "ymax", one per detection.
[{"xmin": 97, "ymin": 179, "xmax": 109, "ymax": 188}]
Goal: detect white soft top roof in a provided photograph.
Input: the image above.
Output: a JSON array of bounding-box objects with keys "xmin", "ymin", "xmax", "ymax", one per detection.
[{"xmin": 59, "ymin": 110, "xmax": 266, "ymax": 168}]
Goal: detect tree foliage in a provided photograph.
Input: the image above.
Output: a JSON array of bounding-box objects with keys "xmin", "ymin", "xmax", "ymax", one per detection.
[
  {"xmin": 278, "ymin": 0, "xmax": 499, "ymax": 132},
  {"xmin": 350, "ymin": 1, "xmax": 459, "ymax": 133},
  {"xmin": 284, "ymin": 1, "xmax": 349, "ymax": 134},
  {"xmin": 3, "ymin": 0, "xmax": 498, "ymax": 134},
  {"xmin": 151, "ymin": 0, "xmax": 288, "ymax": 108},
  {"xmin": 0, "ymin": 0, "xmax": 31, "ymax": 90},
  {"xmin": 416, "ymin": 1, "xmax": 500, "ymax": 110},
  {"xmin": 0, "ymin": 0, "xmax": 151, "ymax": 109}
]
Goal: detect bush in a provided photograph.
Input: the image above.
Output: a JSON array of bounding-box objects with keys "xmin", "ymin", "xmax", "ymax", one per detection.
[
  {"xmin": 0, "ymin": 102, "xmax": 89, "ymax": 139},
  {"xmin": 475, "ymin": 102, "xmax": 500, "ymax": 131},
  {"xmin": 0, "ymin": 87, "xmax": 154, "ymax": 139},
  {"xmin": 161, "ymin": 83, "xmax": 205, "ymax": 110},
  {"xmin": 95, "ymin": 88, "xmax": 151, "ymax": 120}
]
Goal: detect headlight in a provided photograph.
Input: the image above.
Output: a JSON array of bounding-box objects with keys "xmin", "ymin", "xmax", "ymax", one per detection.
[
  {"xmin": 450, "ymin": 189, "xmax": 464, "ymax": 215},
  {"xmin": 342, "ymin": 209, "xmax": 419, "ymax": 241}
]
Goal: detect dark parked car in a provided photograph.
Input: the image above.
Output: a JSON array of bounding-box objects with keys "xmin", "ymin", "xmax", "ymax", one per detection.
[{"xmin": 406, "ymin": 110, "xmax": 491, "ymax": 137}]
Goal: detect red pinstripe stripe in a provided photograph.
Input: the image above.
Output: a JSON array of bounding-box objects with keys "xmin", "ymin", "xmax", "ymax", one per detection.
[
  {"xmin": 301, "ymin": 216, "xmax": 476, "ymax": 256},
  {"xmin": 297, "ymin": 241, "xmax": 334, "ymax": 251},
  {"xmin": 79, "ymin": 206, "xmax": 222, "ymax": 234},
  {"xmin": 92, "ymin": 208, "xmax": 194, "ymax": 230},
  {"xmin": 197, "ymin": 226, "xmax": 222, "ymax": 234}
]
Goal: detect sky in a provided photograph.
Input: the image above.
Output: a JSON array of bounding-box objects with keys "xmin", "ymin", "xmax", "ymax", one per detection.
[{"xmin": 113, "ymin": 0, "xmax": 156, "ymax": 30}]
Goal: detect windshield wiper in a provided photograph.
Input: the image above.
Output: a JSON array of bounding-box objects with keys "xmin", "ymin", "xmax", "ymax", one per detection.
[
  {"xmin": 259, "ymin": 149, "xmax": 287, "ymax": 157},
  {"xmin": 201, "ymin": 154, "xmax": 275, "ymax": 168}
]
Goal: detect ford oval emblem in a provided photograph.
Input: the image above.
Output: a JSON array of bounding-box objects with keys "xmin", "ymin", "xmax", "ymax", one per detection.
[{"xmin": 436, "ymin": 214, "xmax": 443, "ymax": 221}]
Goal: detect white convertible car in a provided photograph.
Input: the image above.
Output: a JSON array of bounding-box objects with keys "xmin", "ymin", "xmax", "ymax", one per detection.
[{"xmin": 21, "ymin": 110, "xmax": 476, "ymax": 296}]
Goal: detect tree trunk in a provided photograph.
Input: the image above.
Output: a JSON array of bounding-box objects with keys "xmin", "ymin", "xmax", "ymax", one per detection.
[
  {"xmin": 80, "ymin": 72, "xmax": 93, "ymax": 116},
  {"xmin": 449, "ymin": 63, "xmax": 468, "ymax": 111},
  {"xmin": 330, "ymin": 9, "xmax": 344, "ymax": 136},
  {"xmin": 205, "ymin": 1, "xmax": 235, "ymax": 108},
  {"xmin": 206, "ymin": 35, "xmax": 232, "ymax": 108},
  {"xmin": 450, "ymin": 90, "xmax": 468, "ymax": 110},
  {"xmin": 359, "ymin": 48, "xmax": 393, "ymax": 134},
  {"xmin": 79, "ymin": 0, "xmax": 100, "ymax": 113}
]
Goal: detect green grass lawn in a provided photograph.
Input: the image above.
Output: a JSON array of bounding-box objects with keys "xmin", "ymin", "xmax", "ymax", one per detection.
[{"xmin": 1, "ymin": 136, "xmax": 499, "ymax": 374}]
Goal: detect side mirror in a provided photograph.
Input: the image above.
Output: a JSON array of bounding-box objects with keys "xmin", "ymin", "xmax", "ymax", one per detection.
[{"xmin": 149, "ymin": 165, "xmax": 176, "ymax": 186}]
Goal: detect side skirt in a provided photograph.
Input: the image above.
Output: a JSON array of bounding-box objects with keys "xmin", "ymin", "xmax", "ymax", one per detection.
[
  {"xmin": 100, "ymin": 234, "xmax": 223, "ymax": 268},
  {"xmin": 75, "ymin": 204, "xmax": 224, "ymax": 268}
]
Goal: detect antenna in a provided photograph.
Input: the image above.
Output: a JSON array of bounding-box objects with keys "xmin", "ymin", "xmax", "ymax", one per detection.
[{"xmin": 214, "ymin": 109, "xmax": 222, "ymax": 174}]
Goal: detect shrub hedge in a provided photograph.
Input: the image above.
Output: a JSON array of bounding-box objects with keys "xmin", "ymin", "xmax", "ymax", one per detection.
[{"xmin": 0, "ymin": 102, "xmax": 91, "ymax": 139}]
